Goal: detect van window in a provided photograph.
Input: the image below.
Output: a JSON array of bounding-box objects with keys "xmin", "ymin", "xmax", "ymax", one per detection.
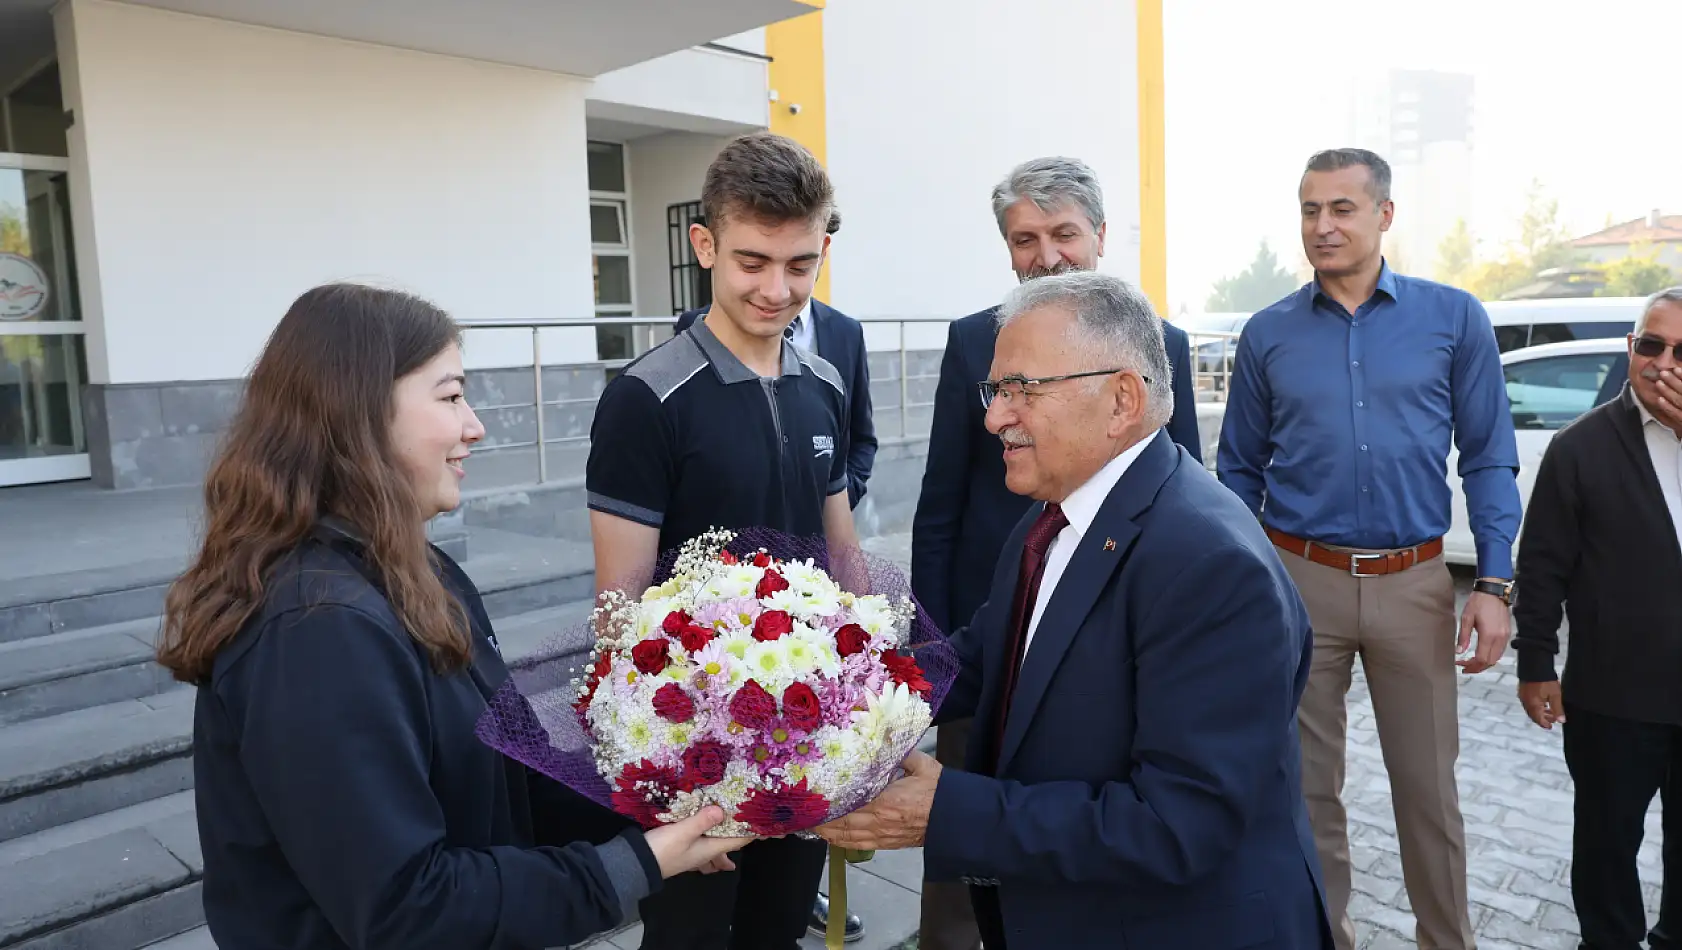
[
  {"xmin": 1528, "ymin": 321, "xmax": 1635, "ymax": 347},
  {"xmin": 1505, "ymin": 352, "xmax": 1621, "ymax": 430},
  {"xmin": 1493, "ymin": 325, "xmax": 1530, "ymax": 352}
]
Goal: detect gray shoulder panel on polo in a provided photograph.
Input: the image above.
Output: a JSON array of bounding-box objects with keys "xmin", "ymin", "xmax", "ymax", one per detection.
[
  {"xmin": 623, "ymin": 332, "xmax": 709, "ymax": 403},
  {"xmin": 795, "ymin": 349, "xmax": 846, "ymax": 398}
]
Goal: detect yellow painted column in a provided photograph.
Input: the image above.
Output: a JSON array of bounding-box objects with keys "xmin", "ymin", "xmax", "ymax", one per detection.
[
  {"xmin": 1136, "ymin": 0, "xmax": 1168, "ymax": 316},
  {"xmin": 767, "ymin": 1, "xmax": 832, "ymax": 303}
]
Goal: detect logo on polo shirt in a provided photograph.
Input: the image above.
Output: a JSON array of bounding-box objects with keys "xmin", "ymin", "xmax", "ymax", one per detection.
[{"xmin": 812, "ymin": 434, "xmax": 836, "ymax": 459}]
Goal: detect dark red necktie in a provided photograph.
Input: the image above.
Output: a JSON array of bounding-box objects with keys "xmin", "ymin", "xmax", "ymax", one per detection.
[{"xmin": 989, "ymin": 502, "xmax": 1069, "ymax": 772}]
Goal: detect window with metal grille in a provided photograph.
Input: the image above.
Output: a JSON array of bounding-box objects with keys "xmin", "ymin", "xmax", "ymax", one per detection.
[{"xmin": 668, "ymin": 200, "xmax": 711, "ymax": 315}]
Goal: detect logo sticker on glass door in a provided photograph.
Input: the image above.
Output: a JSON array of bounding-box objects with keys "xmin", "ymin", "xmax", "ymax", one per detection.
[{"xmin": 0, "ymin": 252, "xmax": 49, "ymax": 321}]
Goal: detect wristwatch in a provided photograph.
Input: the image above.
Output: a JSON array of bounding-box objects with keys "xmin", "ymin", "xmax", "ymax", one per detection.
[{"xmin": 1473, "ymin": 578, "xmax": 1515, "ymax": 605}]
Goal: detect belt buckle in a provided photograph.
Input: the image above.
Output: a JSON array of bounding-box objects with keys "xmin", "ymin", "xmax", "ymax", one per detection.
[{"xmin": 1348, "ymin": 552, "xmax": 1384, "ymax": 577}]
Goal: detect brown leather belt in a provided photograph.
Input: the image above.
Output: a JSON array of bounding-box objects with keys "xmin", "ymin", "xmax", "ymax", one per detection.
[{"xmin": 1266, "ymin": 526, "xmax": 1443, "ymax": 577}]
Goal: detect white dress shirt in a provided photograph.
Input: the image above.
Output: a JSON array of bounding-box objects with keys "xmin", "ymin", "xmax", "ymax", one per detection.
[
  {"xmin": 1636, "ymin": 399, "xmax": 1682, "ymax": 557},
  {"xmin": 1023, "ymin": 433, "xmax": 1156, "ymax": 655},
  {"xmin": 784, "ymin": 302, "xmax": 817, "ymax": 354}
]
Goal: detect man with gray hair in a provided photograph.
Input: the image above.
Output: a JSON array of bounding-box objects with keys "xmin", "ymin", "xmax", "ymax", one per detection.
[
  {"xmin": 822, "ymin": 271, "xmax": 1331, "ymax": 949},
  {"xmin": 910, "ymin": 156, "xmax": 1201, "ymax": 950},
  {"xmin": 1512, "ymin": 287, "xmax": 1682, "ymax": 950}
]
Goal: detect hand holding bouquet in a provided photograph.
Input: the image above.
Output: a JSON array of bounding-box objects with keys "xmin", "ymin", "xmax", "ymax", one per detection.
[{"xmin": 477, "ymin": 527, "xmax": 955, "ymax": 841}]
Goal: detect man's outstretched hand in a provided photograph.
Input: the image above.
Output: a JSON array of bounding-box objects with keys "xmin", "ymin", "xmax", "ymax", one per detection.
[{"xmin": 814, "ymin": 750, "xmax": 942, "ymax": 852}]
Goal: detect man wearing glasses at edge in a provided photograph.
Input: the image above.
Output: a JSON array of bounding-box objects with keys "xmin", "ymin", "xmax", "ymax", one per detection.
[{"xmin": 1510, "ymin": 288, "xmax": 1682, "ymax": 950}]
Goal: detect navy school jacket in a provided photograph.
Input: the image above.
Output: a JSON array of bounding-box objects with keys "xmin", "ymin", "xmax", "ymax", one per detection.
[{"xmin": 191, "ymin": 521, "xmax": 658, "ymax": 949}]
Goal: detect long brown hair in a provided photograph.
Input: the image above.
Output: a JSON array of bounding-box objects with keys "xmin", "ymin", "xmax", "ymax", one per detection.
[{"xmin": 158, "ymin": 283, "xmax": 471, "ymax": 683}]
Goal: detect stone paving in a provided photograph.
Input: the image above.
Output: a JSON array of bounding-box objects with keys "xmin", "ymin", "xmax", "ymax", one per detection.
[{"xmin": 586, "ymin": 532, "xmax": 1667, "ymax": 950}]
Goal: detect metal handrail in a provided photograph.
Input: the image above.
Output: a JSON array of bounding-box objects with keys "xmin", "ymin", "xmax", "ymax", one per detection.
[{"xmin": 456, "ymin": 315, "xmax": 950, "ymax": 484}]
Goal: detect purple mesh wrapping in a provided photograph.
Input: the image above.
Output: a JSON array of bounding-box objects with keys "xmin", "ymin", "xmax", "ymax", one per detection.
[{"xmin": 475, "ymin": 527, "xmax": 958, "ymax": 836}]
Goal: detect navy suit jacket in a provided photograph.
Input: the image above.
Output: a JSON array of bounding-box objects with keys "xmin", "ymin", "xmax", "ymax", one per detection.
[
  {"xmin": 675, "ymin": 302, "xmax": 877, "ymax": 508},
  {"xmin": 910, "ymin": 307, "xmax": 1200, "ymax": 633},
  {"xmin": 923, "ymin": 431, "xmax": 1331, "ymax": 950}
]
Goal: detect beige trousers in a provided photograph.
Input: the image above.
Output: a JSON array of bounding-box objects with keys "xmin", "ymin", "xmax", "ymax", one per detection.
[{"xmin": 1281, "ymin": 548, "xmax": 1476, "ymax": 950}]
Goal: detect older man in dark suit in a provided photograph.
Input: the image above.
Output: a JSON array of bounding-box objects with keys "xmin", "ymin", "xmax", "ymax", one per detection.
[
  {"xmin": 909, "ymin": 157, "xmax": 1200, "ymax": 950},
  {"xmin": 820, "ymin": 271, "xmax": 1329, "ymax": 950}
]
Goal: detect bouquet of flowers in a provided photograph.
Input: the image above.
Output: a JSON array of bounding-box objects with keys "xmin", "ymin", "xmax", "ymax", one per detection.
[{"xmin": 476, "ymin": 527, "xmax": 956, "ymax": 840}]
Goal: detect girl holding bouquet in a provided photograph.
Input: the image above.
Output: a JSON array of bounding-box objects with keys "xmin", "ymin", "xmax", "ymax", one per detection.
[{"xmin": 155, "ymin": 284, "xmax": 747, "ymax": 949}]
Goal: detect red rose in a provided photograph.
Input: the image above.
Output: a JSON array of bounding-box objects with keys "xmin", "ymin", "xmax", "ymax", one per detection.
[
  {"xmin": 662, "ymin": 610, "xmax": 692, "ymax": 636},
  {"xmin": 613, "ymin": 759, "xmax": 681, "ymax": 828},
  {"xmin": 682, "ymin": 741, "xmax": 732, "ymax": 787},
  {"xmin": 631, "ymin": 638, "xmax": 670, "ymax": 675},
  {"xmin": 834, "ymin": 623, "xmax": 870, "ymax": 658},
  {"xmin": 730, "ymin": 679, "xmax": 778, "ymax": 729},
  {"xmin": 781, "ymin": 683, "xmax": 823, "ymax": 732},
  {"xmin": 752, "ymin": 552, "xmax": 772, "ymax": 568},
  {"xmin": 881, "ymin": 649, "xmax": 933, "ymax": 700},
  {"xmin": 719, "ymin": 549, "xmax": 738, "ymax": 565},
  {"xmin": 753, "ymin": 610, "xmax": 794, "ymax": 642},
  {"xmin": 756, "ymin": 569, "xmax": 790, "ymax": 599},
  {"xmin": 733, "ymin": 778, "xmax": 830, "ymax": 836},
  {"xmin": 572, "ymin": 652, "xmax": 614, "ymax": 714},
  {"xmin": 677, "ymin": 623, "xmax": 715, "ymax": 653},
  {"xmin": 652, "ymin": 683, "xmax": 695, "ymax": 723}
]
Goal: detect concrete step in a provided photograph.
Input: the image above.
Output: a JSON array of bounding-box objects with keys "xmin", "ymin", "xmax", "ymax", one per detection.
[
  {"xmin": 141, "ymin": 927, "xmax": 213, "ymax": 949},
  {"xmin": 0, "ymin": 526, "xmax": 595, "ymax": 644},
  {"xmin": 0, "ymin": 591, "xmax": 598, "ymax": 847},
  {"xmin": 0, "ymin": 691, "xmax": 195, "ymax": 844},
  {"xmin": 0, "ymin": 802, "xmax": 202, "ymax": 950},
  {"xmin": 0, "ymin": 620, "xmax": 172, "ymax": 726}
]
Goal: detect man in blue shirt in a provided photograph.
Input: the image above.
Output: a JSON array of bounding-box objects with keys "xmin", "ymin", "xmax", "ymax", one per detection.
[{"xmin": 1217, "ymin": 148, "xmax": 1521, "ymax": 950}]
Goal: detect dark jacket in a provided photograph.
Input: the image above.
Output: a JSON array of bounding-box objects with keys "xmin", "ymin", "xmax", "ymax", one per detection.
[
  {"xmin": 925, "ymin": 432, "xmax": 1330, "ymax": 950},
  {"xmin": 1513, "ymin": 384, "xmax": 1682, "ymax": 724},
  {"xmin": 675, "ymin": 301, "xmax": 877, "ymax": 508},
  {"xmin": 909, "ymin": 307, "xmax": 1201, "ymax": 633},
  {"xmin": 193, "ymin": 522, "xmax": 658, "ymax": 949}
]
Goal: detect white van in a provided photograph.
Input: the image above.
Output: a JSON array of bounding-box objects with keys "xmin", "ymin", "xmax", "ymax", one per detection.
[{"xmin": 1482, "ymin": 296, "xmax": 1645, "ymax": 353}]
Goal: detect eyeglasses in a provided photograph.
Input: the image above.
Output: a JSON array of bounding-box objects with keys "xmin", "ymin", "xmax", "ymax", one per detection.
[
  {"xmin": 977, "ymin": 369, "xmax": 1143, "ymax": 408},
  {"xmin": 1633, "ymin": 336, "xmax": 1682, "ymax": 361}
]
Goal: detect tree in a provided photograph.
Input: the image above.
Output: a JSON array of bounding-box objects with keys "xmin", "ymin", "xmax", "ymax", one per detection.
[
  {"xmin": 1516, "ymin": 180, "xmax": 1577, "ymax": 275},
  {"xmin": 1595, "ymin": 245, "xmax": 1677, "ymax": 297},
  {"xmin": 0, "ymin": 204, "xmax": 27, "ymax": 256},
  {"xmin": 1206, "ymin": 240, "xmax": 1301, "ymax": 312},
  {"xmin": 1433, "ymin": 218, "xmax": 1475, "ymax": 289},
  {"xmin": 1446, "ymin": 182, "xmax": 1583, "ymax": 301}
]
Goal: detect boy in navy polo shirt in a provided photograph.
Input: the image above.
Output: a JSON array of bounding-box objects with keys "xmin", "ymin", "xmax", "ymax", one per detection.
[{"xmin": 586, "ymin": 132, "xmax": 859, "ymax": 950}]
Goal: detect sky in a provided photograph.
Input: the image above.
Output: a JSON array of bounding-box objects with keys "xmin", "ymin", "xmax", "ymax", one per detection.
[{"xmin": 1163, "ymin": 0, "xmax": 1682, "ymax": 314}]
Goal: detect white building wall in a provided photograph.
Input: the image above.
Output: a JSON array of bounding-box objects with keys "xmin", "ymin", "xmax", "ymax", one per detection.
[
  {"xmin": 589, "ymin": 47, "xmax": 769, "ymax": 133},
  {"xmin": 821, "ymin": 0, "xmax": 1142, "ymax": 351},
  {"xmin": 57, "ymin": 0, "xmax": 598, "ymax": 384},
  {"xmin": 626, "ymin": 132, "xmax": 735, "ymax": 318}
]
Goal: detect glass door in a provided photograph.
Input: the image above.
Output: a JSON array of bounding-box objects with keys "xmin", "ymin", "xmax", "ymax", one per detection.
[{"xmin": 0, "ymin": 153, "xmax": 89, "ymax": 487}]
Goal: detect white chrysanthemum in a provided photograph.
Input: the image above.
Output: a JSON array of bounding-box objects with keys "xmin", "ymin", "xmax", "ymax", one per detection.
[
  {"xmin": 787, "ymin": 623, "xmax": 841, "ymax": 677},
  {"xmin": 718, "ymin": 629, "xmax": 755, "ymax": 663},
  {"xmin": 849, "ymin": 594, "xmax": 896, "ymax": 640},
  {"xmin": 781, "ymin": 559, "xmax": 839, "ymax": 597},
  {"xmin": 849, "ymin": 681, "xmax": 932, "ymax": 751},
  {"xmin": 741, "ymin": 638, "xmax": 793, "ymax": 692},
  {"xmin": 700, "ymin": 565, "xmax": 764, "ymax": 602},
  {"xmin": 805, "ymin": 725, "xmax": 865, "ymax": 796},
  {"xmin": 787, "ymin": 622, "xmax": 841, "ymax": 672},
  {"xmin": 641, "ymin": 577, "xmax": 685, "ymax": 603},
  {"xmin": 617, "ymin": 706, "xmax": 660, "ymax": 761}
]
